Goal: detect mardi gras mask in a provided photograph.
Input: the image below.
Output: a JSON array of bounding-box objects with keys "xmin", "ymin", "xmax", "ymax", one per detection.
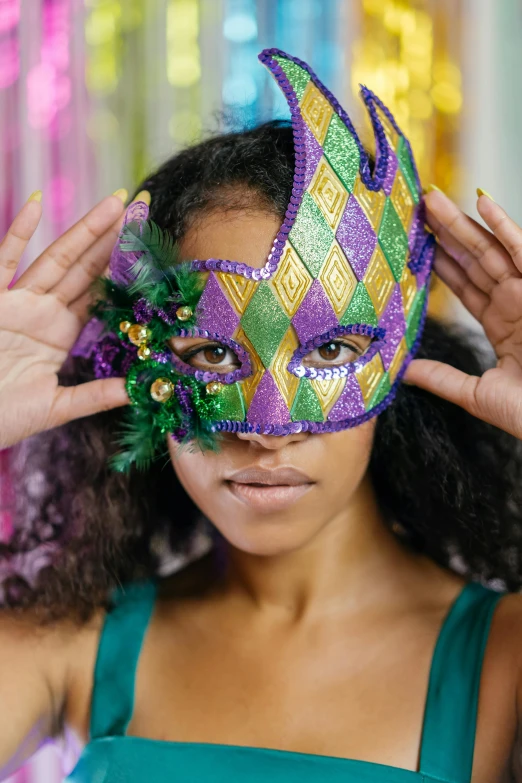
[{"xmin": 72, "ymin": 48, "xmax": 434, "ymax": 472}]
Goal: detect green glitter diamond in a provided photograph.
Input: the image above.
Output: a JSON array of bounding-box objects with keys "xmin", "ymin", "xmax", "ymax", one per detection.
[
  {"xmin": 273, "ymin": 56, "xmax": 310, "ymax": 102},
  {"xmin": 323, "ymin": 114, "xmax": 360, "ymax": 193},
  {"xmin": 290, "ymin": 378, "xmax": 324, "ymax": 422},
  {"xmin": 339, "ymin": 282, "xmax": 378, "ymax": 327},
  {"xmin": 397, "ymin": 136, "xmax": 420, "ymax": 204},
  {"xmin": 378, "ymin": 199, "xmax": 409, "ymax": 282},
  {"xmin": 241, "ymin": 282, "xmax": 290, "ymax": 368},
  {"xmin": 289, "ymin": 192, "xmax": 335, "ymax": 277},
  {"xmin": 368, "ymin": 372, "xmax": 391, "ymax": 410},
  {"xmin": 217, "ymin": 382, "xmax": 246, "ymax": 421},
  {"xmin": 405, "ymin": 286, "xmax": 427, "ymax": 349}
]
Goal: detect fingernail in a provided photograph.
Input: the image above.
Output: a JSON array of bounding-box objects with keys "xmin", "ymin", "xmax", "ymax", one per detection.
[
  {"xmin": 133, "ymin": 190, "xmax": 151, "ymax": 206},
  {"xmin": 477, "ymin": 187, "xmax": 495, "ymax": 202},
  {"xmin": 424, "ymin": 184, "xmax": 444, "ymax": 194},
  {"xmin": 27, "ymin": 190, "xmax": 42, "ymax": 203},
  {"xmin": 112, "ymin": 188, "xmax": 128, "ymax": 202}
]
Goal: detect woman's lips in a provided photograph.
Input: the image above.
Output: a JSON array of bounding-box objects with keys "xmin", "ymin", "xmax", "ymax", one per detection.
[{"xmin": 225, "ymin": 467, "xmax": 314, "ymax": 513}]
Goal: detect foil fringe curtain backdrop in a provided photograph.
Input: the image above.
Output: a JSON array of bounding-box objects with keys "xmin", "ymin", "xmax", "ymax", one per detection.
[{"xmin": 1, "ymin": 1, "xmax": 520, "ymax": 780}]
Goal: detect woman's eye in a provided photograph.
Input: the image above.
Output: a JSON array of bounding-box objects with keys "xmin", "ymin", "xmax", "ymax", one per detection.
[
  {"xmin": 179, "ymin": 342, "xmax": 240, "ymax": 373},
  {"xmin": 302, "ymin": 337, "xmax": 371, "ymax": 367}
]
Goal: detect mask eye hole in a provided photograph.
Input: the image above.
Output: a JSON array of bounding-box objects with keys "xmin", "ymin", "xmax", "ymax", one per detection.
[
  {"xmin": 168, "ymin": 337, "xmax": 241, "ymax": 374},
  {"xmin": 302, "ymin": 334, "xmax": 372, "ymax": 368}
]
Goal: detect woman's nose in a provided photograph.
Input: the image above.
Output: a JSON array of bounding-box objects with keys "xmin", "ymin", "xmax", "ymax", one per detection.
[{"xmin": 235, "ymin": 431, "xmax": 308, "ymax": 449}]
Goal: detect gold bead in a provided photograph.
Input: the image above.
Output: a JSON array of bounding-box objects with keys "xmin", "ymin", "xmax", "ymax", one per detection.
[
  {"xmin": 119, "ymin": 320, "xmax": 131, "ymax": 333},
  {"xmin": 128, "ymin": 324, "xmax": 152, "ymax": 345},
  {"xmin": 206, "ymin": 380, "xmax": 223, "ymax": 395},
  {"xmin": 137, "ymin": 344, "xmax": 152, "ymax": 360},
  {"xmin": 150, "ymin": 378, "xmax": 174, "ymax": 403},
  {"xmin": 176, "ymin": 305, "xmax": 193, "ymax": 321}
]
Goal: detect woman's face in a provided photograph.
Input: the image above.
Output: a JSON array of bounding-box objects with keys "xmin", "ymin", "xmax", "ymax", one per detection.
[{"xmin": 167, "ymin": 206, "xmax": 376, "ymax": 556}]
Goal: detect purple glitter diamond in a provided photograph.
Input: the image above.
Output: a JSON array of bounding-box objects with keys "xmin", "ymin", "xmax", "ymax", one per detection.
[
  {"xmin": 336, "ymin": 196, "xmax": 377, "ymax": 280},
  {"xmin": 382, "ymin": 152, "xmax": 398, "ymax": 197},
  {"xmin": 379, "ymin": 284, "xmax": 406, "ymax": 370},
  {"xmin": 246, "ymin": 371, "xmax": 290, "ymax": 426},
  {"xmin": 302, "ymin": 124, "xmax": 324, "ymax": 192},
  {"xmin": 195, "ymin": 272, "xmax": 240, "ymax": 338},
  {"xmin": 328, "ymin": 372, "xmax": 366, "ymax": 421},
  {"xmin": 291, "ymin": 279, "xmax": 338, "ymax": 344}
]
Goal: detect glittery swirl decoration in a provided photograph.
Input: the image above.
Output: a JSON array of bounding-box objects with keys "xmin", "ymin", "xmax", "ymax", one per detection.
[{"xmin": 189, "ymin": 48, "xmax": 435, "ymax": 436}]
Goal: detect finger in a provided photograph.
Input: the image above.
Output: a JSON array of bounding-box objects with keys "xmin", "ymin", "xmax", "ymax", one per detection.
[
  {"xmin": 425, "ymin": 189, "xmax": 520, "ymax": 283},
  {"xmin": 477, "ymin": 194, "xmax": 522, "ymax": 275},
  {"xmin": 51, "ymin": 190, "xmax": 151, "ymax": 306},
  {"xmin": 427, "ymin": 210, "xmax": 497, "ymax": 295},
  {"xmin": 49, "ymin": 377, "xmax": 129, "ymax": 428},
  {"xmin": 404, "ymin": 358, "xmax": 481, "ymax": 415},
  {"xmin": 49, "ymin": 212, "xmax": 124, "ymax": 305},
  {"xmin": 0, "ymin": 195, "xmax": 43, "ymax": 291},
  {"xmin": 433, "ymin": 245, "xmax": 490, "ymax": 322},
  {"xmin": 11, "ymin": 193, "xmax": 127, "ymax": 294}
]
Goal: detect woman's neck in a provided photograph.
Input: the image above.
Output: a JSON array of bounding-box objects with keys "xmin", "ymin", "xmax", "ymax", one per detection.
[{"xmin": 218, "ymin": 476, "xmax": 422, "ymax": 623}]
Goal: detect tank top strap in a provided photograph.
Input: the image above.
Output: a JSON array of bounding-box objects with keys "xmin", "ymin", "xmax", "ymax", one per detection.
[
  {"xmin": 418, "ymin": 581, "xmax": 506, "ymax": 783},
  {"xmin": 90, "ymin": 579, "xmax": 158, "ymax": 740}
]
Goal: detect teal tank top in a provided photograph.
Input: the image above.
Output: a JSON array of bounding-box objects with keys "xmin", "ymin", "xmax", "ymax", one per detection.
[{"xmin": 66, "ymin": 578, "xmax": 505, "ymax": 783}]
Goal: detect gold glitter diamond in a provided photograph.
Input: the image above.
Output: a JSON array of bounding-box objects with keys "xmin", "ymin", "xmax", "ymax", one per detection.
[
  {"xmin": 269, "ymin": 326, "xmax": 300, "ymax": 408},
  {"xmin": 234, "ymin": 326, "xmax": 264, "ymax": 407},
  {"xmin": 217, "ymin": 272, "xmax": 257, "ymax": 315},
  {"xmin": 271, "ymin": 243, "xmax": 313, "ymax": 317},
  {"xmin": 300, "ymin": 81, "xmax": 333, "ymax": 144},
  {"xmin": 390, "ymin": 169, "xmax": 415, "ymax": 232},
  {"xmin": 356, "ymin": 352, "xmax": 386, "ymax": 407},
  {"xmin": 309, "ymin": 157, "xmax": 349, "ymax": 230},
  {"xmin": 310, "ymin": 376, "xmax": 346, "ymax": 416},
  {"xmin": 399, "ymin": 263, "xmax": 417, "ymax": 317},
  {"xmin": 319, "ymin": 241, "xmax": 357, "ymax": 316},
  {"xmin": 388, "ymin": 338, "xmax": 408, "ymax": 384},
  {"xmin": 375, "ymin": 105, "xmax": 400, "ymax": 151},
  {"xmin": 353, "ymin": 175, "xmax": 386, "ymax": 232},
  {"xmin": 364, "ymin": 246, "xmax": 396, "ymax": 316}
]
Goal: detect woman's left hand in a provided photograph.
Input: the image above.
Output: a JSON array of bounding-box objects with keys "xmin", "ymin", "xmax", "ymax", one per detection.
[{"xmin": 405, "ymin": 188, "xmax": 522, "ymax": 440}]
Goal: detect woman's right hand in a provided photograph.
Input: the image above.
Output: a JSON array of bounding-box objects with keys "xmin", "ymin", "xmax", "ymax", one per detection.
[{"xmin": 0, "ymin": 189, "xmax": 139, "ymax": 449}]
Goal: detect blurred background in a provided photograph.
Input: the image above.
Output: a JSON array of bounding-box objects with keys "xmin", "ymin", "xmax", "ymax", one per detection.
[{"xmin": 1, "ymin": 0, "xmax": 521, "ymax": 779}]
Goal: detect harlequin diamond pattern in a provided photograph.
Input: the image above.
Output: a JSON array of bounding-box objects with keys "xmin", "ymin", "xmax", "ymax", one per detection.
[
  {"xmin": 356, "ymin": 352, "xmax": 386, "ymax": 407},
  {"xmin": 319, "ymin": 241, "xmax": 357, "ymax": 317},
  {"xmin": 364, "ymin": 245, "xmax": 396, "ymax": 316},
  {"xmin": 269, "ymin": 326, "xmax": 300, "ymax": 408},
  {"xmin": 378, "ymin": 199, "xmax": 409, "ymax": 282},
  {"xmin": 390, "ymin": 168, "xmax": 414, "ymax": 232},
  {"xmin": 375, "ymin": 104, "xmax": 400, "ymax": 151},
  {"xmin": 309, "ymin": 157, "xmax": 348, "ymax": 230},
  {"xmin": 399, "ymin": 263, "xmax": 418, "ymax": 317},
  {"xmin": 271, "ymin": 243, "xmax": 313, "ymax": 317},
  {"xmin": 241, "ymin": 282, "xmax": 290, "ymax": 368},
  {"xmin": 233, "ymin": 327, "xmax": 264, "ymax": 408},
  {"xmin": 388, "ymin": 338, "xmax": 408, "ymax": 384},
  {"xmin": 353, "ymin": 174, "xmax": 386, "ymax": 232},
  {"xmin": 217, "ymin": 272, "xmax": 257, "ymax": 315},
  {"xmin": 310, "ymin": 376, "xmax": 346, "ymax": 417},
  {"xmin": 300, "ymin": 81, "xmax": 333, "ymax": 145}
]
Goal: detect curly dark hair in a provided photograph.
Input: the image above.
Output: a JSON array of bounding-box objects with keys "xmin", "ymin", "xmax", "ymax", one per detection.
[{"xmin": 2, "ymin": 121, "xmax": 522, "ymax": 622}]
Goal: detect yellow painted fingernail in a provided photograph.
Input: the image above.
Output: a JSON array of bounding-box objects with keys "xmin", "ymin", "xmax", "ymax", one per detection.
[
  {"xmin": 133, "ymin": 190, "xmax": 151, "ymax": 206},
  {"xmin": 112, "ymin": 188, "xmax": 128, "ymax": 202},
  {"xmin": 477, "ymin": 187, "xmax": 495, "ymax": 202},
  {"xmin": 424, "ymin": 184, "xmax": 444, "ymax": 194},
  {"xmin": 27, "ymin": 190, "xmax": 42, "ymax": 203}
]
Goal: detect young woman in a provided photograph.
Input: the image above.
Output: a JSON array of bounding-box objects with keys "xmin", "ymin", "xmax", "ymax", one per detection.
[{"xmin": 2, "ymin": 50, "xmax": 522, "ymax": 783}]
